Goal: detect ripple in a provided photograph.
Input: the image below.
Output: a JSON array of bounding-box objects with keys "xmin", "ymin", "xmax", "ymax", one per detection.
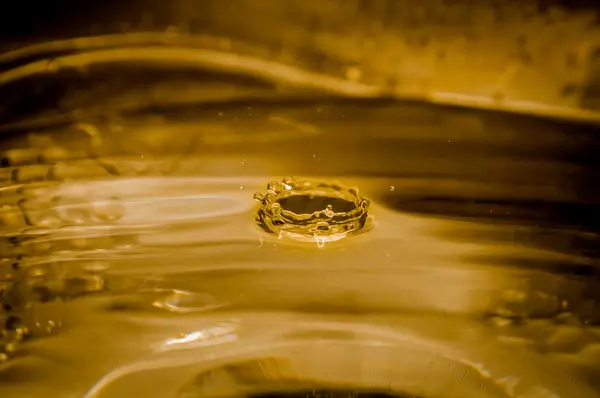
[{"xmin": 0, "ymin": 91, "xmax": 599, "ymax": 396}]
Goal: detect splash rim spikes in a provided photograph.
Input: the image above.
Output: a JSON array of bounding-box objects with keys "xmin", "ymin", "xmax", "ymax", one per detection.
[{"xmin": 253, "ymin": 177, "xmax": 373, "ymax": 245}]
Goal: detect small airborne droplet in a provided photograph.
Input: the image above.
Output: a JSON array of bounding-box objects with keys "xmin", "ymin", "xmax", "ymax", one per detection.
[{"xmin": 389, "ymin": 186, "xmax": 395, "ymax": 192}]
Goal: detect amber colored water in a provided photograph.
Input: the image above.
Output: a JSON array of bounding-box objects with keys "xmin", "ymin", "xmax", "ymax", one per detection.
[{"xmin": 1, "ymin": 42, "xmax": 600, "ymax": 398}]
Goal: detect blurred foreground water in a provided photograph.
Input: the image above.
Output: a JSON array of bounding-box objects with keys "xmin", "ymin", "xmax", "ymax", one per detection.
[{"xmin": 1, "ymin": 34, "xmax": 600, "ymax": 398}]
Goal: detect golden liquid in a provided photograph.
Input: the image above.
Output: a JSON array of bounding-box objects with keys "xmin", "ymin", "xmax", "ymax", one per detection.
[{"xmin": 1, "ymin": 38, "xmax": 600, "ymax": 398}]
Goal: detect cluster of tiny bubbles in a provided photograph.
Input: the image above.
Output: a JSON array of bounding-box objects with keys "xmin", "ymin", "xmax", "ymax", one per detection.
[{"xmin": 253, "ymin": 176, "xmax": 372, "ymax": 247}]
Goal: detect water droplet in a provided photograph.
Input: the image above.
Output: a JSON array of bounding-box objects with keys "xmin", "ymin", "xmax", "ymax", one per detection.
[
  {"xmin": 282, "ymin": 176, "xmax": 297, "ymax": 191},
  {"xmin": 389, "ymin": 186, "xmax": 395, "ymax": 192},
  {"xmin": 360, "ymin": 198, "xmax": 371, "ymax": 210}
]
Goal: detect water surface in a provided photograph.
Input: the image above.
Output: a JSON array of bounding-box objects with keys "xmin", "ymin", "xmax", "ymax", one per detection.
[{"xmin": 1, "ymin": 43, "xmax": 600, "ymax": 398}]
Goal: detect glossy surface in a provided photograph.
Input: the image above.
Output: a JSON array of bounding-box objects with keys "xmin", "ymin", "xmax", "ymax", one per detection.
[{"xmin": 1, "ymin": 39, "xmax": 600, "ymax": 397}]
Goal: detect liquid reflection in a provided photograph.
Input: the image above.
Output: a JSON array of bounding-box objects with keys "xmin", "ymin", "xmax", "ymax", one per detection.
[
  {"xmin": 1, "ymin": 176, "xmax": 599, "ymax": 397},
  {"xmin": 159, "ymin": 322, "xmax": 239, "ymax": 352},
  {"xmin": 1, "ymin": 41, "xmax": 600, "ymax": 398}
]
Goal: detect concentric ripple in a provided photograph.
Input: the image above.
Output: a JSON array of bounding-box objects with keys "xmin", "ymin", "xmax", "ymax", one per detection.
[{"xmin": 1, "ymin": 33, "xmax": 600, "ymax": 397}]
